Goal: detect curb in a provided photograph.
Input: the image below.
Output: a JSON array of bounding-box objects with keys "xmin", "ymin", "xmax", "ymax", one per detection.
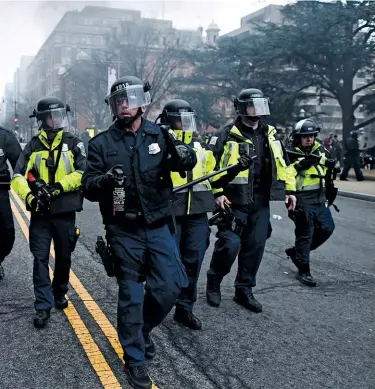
[{"xmin": 338, "ymin": 190, "xmax": 375, "ymax": 202}]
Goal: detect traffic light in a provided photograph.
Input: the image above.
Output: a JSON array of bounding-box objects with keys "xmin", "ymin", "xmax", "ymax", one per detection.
[{"xmin": 14, "ymin": 117, "xmax": 19, "ymax": 129}]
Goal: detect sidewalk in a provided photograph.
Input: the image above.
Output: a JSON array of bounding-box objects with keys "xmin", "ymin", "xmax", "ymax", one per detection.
[
  {"xmin": 348, "ymin": 169, "xmax": 375, "ymax": 181},
  {"xmin": 335, "ymin": 178, "xmax": 375, "ymax": 202}
]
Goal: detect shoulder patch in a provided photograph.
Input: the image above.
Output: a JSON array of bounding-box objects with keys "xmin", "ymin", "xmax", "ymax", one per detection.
[
  {"xmin": 209, "ymin": 136, "xmax": 218, "ymax": 146},
  {"xmin": 76, "ymin": 142, "xmax": 87, "ymax": 157}
]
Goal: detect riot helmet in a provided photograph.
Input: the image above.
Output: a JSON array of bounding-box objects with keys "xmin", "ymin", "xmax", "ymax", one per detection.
[
  {"xmin": 292, "ymin": 118, "xmax": 320, "ymax": 148},
  {"xmin": 30, "ymin": 97, "xmax": 70, "ymax": 131},
  {"xmin": 159, "ymin": 99, "xmax": 197, "ymax": 143},
  {"xmin": 105, "ymin": 76, "xmax": 151, "ymax": 123},
  {"xmin": 293, "ymin": 119, "xmax": 320, "ymax": 135},
  {"xmin": 234, "ymin": 88, "xmax": 270, "ymax": 119}
]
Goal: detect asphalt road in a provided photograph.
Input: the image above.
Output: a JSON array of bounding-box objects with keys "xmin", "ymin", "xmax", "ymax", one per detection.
[{"xmin": 1, "ymin": 193, "xmax": 374, "ymax": 389}]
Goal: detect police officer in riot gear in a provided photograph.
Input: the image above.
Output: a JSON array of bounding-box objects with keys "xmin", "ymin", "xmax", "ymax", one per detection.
[
  {"xmin": 12, "ymin": 96, "xmax": 86, "ymax": 328},
  {"xmin": 82, "ymin": 77, "xmax": 196, "ymax": 389},
  {"xmin": 0, "ymin": 126, "xmax": 22, "ymax": 280},
  {"xmin": 206, "ymin": 88, "xmax": 296, "ymax": 312},
  {"xmin": 285, "ymin": 119, "xmax": 335, "ymax": 286},
  {"xmin": 158, "ymin": 99, "xmax": 216, "ymax": 330}
]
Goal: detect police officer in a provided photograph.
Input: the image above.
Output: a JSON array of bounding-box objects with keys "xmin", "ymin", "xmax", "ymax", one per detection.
[
  {"xmin": 12, "ymin": 96, "xmax": 86, "ymax": 328},
  {"xmin": 82, "ymin": 77, "xmax": 196, "ymax": 389},
  {"xmin": 285, "ymin": 119, "xmax": 335, "ymax": 286},
  {"xmin": 157, "ymin": 99, "xmax": 216, "ymax": 330},
  {"xmin": 0, "ymin": 126, "xmax": 22, "ymax": 280},
  {"xmin": 206, "ymin": 88, "xmax": 296, "ymax": 312}
]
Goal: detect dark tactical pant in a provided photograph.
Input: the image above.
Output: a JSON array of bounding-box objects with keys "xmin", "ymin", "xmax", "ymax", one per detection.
[
  {"xmin": 208, "ymin": 194, "xmax": 270, "ymax": 290},
  {"xmin": 106, "ymin": 221, "xmax": 188, "ymax": 367},
  {"xmin": 29, "ymin": 212, "xmax": 76, "ymax": 310},
  {"xmin": 174, "ymin": 213, "xmax": 211, "ymax": 311}
]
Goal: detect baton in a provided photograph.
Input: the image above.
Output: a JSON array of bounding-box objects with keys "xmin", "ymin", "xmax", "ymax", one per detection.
[{"xmin": 173, "ymin": 163, "xmax": 239, "ymax": 194}]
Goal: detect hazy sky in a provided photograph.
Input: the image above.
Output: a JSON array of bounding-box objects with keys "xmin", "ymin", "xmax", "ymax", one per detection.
[{"xmin": 0, "ymin": 0, "xmax": 288, "ymax": 97}]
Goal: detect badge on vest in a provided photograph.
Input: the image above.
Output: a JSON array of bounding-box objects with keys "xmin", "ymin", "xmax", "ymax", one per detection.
[
  {"xmin": 62, "ymin": 143, "xmax": 69, "ymax": 152},
  {"xmin": 149, "ymin": 143, "xmax": 161, "ymax": 155},
  {"xmin": 0, "ymin": 149, "xmax": 4, "ymax": 157}
]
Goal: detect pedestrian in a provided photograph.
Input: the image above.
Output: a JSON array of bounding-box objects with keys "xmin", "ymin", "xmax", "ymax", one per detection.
[
  {"xmin": 157, "ymin": 99, "xmax": 216, "ymax": 330},
  {"xmin": 82, "ymin": 76, "xmax": 197, "ymax": 389},
  {"xmin": 340, "ymin": 131, "xmax": 364, "ymax": 181},
  {"xmin": 206, "ymin": 88, "xmax": 296, "ymax": 313},
  {"xmin": 12, "ymin": 96, "xmax": 86, "ymax": 328},
  {"xmin": 0, "ymin": 126, "xmax": 22, "ymax": 280},
  {"xmin": 285, "ymin": 119, "xmax": 335, "ymax": 286}
]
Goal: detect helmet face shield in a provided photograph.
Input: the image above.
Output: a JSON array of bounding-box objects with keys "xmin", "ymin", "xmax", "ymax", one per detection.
[
  {"xmin": 107, "ymin": 85, "xmax": 151, "ymax": 116},
  {"xmin": 167, "ymin": 112, "xmax": 197, "ymax": 132},
  {"xmin": 237, "ymin": 97, "xmax": 270, "ymax": 116},
  {"xmin": 38, "ymin": 108, "xmax": 68, "ymax": 130}
]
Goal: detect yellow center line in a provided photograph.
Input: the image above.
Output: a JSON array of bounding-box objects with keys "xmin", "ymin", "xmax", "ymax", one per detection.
[
  {"xmin": 10, "ymin": 198, "xmax": 122, "ymax": 389},
  {"xmin": 11, "ymin": 190, "xmax": 159, "ymax": 389}
]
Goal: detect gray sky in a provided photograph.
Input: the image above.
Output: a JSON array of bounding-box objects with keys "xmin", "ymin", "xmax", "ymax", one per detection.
[{"xmin": 0, "ymin": 0, "xmax": 288, "ymax": 97}]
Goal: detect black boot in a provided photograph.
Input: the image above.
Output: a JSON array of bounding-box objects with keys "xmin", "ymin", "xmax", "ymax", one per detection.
[
  {"xmin": 296, "ymin": 264, "xmax": 317, "ymax": 287},
  {"xmin": 0, "ymin": 264, "xmax": 4, "ymax": 281},
  {"xmin": 124, "ymin": 365, "xmax": 152, "ymax": 389},
  {"xmin": 233, "ymin": 289, "xmax": 263, "ymax": 313},
  {"xmin": 55, "ymin": 296, "xmax": 68, "ymax": 310},
  {"xmin": 206, "ymin": 273, "xmax": 221, "ymax": 307},
  {"xmin": 33, "ymin": 310, "xmax": 51, "ymax": 328},
  {"xmin": 285, "ymin": 247, "xmax": 300, "ymax": 270},
  {"xmin": 174, "ymin": 308, "xmax": 202, "ymax": 330},
  {"xmin": 143, "ymin": 333, "xmax": 156, "ymax": 360}
]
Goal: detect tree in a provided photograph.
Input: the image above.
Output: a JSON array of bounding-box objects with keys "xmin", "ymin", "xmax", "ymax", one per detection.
[
  {"xmin": 176, "ymin": 87, "xmax": 227, "ymax": 131},
  {"xmin": 60, "ymin": 58, "xmax": 110, "ymax": 130},
  {"xmin": 249, "ymin": 0, "xmax": 375, "ymax": 140},
  {"xmin": 105, "ymin": 22, "xmax": 187, "ymax": 118},
  {"xmin": 176, "ymin": 36, "xmax": 310, "ymax": 129}
]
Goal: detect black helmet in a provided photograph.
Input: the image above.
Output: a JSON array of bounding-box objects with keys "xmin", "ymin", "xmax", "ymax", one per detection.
[
  {"xmin": 30, "ymin": 96, "xmax": 70, "ymax": 130},
  {"xmin": 234, "ymin": 88, "xmax": 270, "ymax": 117},
  {"xmin": 105, "ymin": 76, "xmax": 151, "ymax": 118},
  {"xmin": 159, "ymin": 99, "xmax": 197, "ymax": 143},
  {"xmin": 293, "ymin": 119, "xmax": 320, "ymax": 135}
]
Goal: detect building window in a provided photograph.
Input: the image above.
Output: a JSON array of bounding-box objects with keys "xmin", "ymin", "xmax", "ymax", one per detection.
[
  {"xmin": 62, "ymin": 47, "xmax": 72, "ymax": 65},
  {"xmin": 95, "ymin": 36, "xmax": 103, "ymax": 45},
  {"xmin": 54, "ymin": 47, "xmax": 62, "ymax": 65}
]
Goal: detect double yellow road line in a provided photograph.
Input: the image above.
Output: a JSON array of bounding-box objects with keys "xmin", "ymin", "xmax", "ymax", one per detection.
[{"xmin": 10, "ymin": 189, "xmax": 159, "ymax": 389}]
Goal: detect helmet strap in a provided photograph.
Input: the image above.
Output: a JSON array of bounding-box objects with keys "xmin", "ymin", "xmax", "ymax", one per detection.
[{"xmin": 117, "ymin": 107, "xmax": 143, "ymax": 126}]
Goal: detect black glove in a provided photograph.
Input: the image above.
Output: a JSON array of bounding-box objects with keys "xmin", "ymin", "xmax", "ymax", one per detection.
[
  {"xmin": 175, "ymin": 144, "xmax": 194, "ymax": 164},
  {"xmin": 98, "ymin": 164, "xmax": 124, "ymax": 188},
  {"xmin": 295, "ymin": 158, "xmax": 315, "ymax": 172},
  {"xmin": 27, "ymin": 194, "xmax": 49, "ymax": 214},
  {"xmin": 45, "ymin": 182, "xmax": 63, "ymax": 197},
  {"xmin": 237, "ymin": 154, "xmax": 253, "ymax": 171}
]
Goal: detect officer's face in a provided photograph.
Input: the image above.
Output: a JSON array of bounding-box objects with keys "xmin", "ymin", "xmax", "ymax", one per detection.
[
  {"xmin": 246, "ymin": 105, "xmax": 256, "ymax": 117},
  {"xmin": 175, "ymin": 121, "xmax": 183, "ymax": 130},
  {"xmin": 301, "ymin": 134, "xmax": 314, "ymax": 147},
  {"xmin": 117, "ymin": 99, "xmax": 146, "ymax": 119},
  {"xmin": 46, "ymin": 117, "xmax": 54, "ymax": 128}
]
